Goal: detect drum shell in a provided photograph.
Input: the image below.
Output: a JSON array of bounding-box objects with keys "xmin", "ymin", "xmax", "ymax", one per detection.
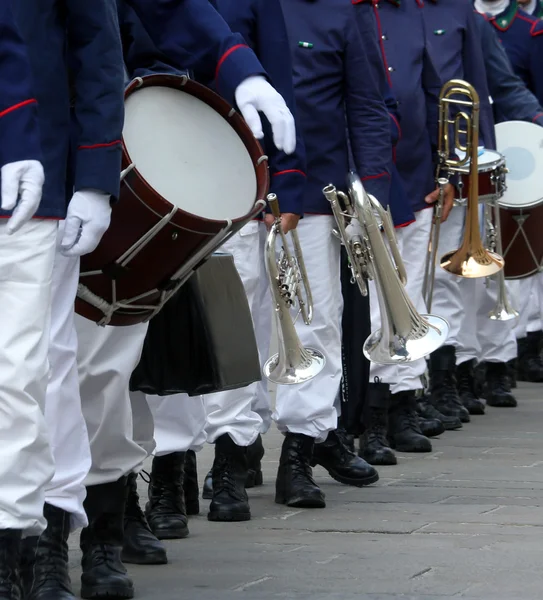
[
  {"xmin": 76, "ymin": 75, "xmax": 269, "ymax": 326},
  {"xmin": 500, "ymin": 205, "xmax": 543, "ymax": 279}
]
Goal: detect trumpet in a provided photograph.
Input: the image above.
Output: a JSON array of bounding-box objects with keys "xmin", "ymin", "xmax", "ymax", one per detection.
[
  {"xmin": 263, "ymin": 194, "xmax": 326, "ymax": 385},
  {"xmin": 323, "ymin": 173, "xmax": 449, "ymax": 365},
  {"xmin": 434, "ymin": 79, "xmax": 504, "ymax": 279}
]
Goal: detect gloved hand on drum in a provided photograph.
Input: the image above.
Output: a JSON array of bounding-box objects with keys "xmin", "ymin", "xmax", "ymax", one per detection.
[
  {"xmin": 60, "ymin": 189, "xmax": 112, "ymax": 257},
  {"xmin": 1, "ymin": 160, "xmax": 45, "ymax": 234},
  {"xmin": 235, "ymin": 76, "xmax": 296, "ymax": 155}
]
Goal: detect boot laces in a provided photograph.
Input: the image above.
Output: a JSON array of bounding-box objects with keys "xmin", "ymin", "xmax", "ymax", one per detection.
[
  {"xmin": 125, "ymin": 480, "xmax": 150, "ymax": 528},
  {"xmin": 214, "ymin": 455, "xmax": 246, "ymax": 501},
  {"xmin": 150, "ymin": 474, "xmax": 184, "ymax": 514}
]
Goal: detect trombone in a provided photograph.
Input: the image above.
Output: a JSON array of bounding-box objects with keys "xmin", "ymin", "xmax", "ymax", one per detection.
[
  {"xmin": 323, "ymin": 173, "xmax": 449, "ymax": 365},
  {"xmin": 423, "ymin": 79, "xmax": 504, "ymax": 309},
  {"xmin": 263, "ymin": 193, "xmax": 326, "ymax": 384}
]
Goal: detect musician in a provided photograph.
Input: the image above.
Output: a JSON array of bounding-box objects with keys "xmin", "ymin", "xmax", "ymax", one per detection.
[
  {"xmin": 518, "ymin": 0, "xmax": 543, "ymax": 17},
  {"xmin": 68, "ymin": 1, "xmax": 300, "ymax": 596},
  {"xmin": 421, "ymin": 0, "xmax": 498, "ymax": 420},
  {"xmin": 0, "ymin": 5, "xmax": 56, "ymax": 597},
  {"xmin": 473, "ymin": 0, "xmax": 543, "ymax": 396}
]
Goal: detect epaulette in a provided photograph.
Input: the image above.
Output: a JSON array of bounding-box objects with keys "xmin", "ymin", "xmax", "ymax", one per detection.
[{"xmin": 531, "ymin": 16, "xmax": 543, "ymax": 36}]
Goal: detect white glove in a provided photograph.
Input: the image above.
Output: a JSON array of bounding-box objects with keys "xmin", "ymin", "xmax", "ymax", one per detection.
[
  {"xmin": 1, "ymin": 160, "xmax": 45, "ymax": 234},
  {"xmin": 345, "ymin": 219, "xmax": 365, "ymax": 244},
  {"xmin": 61, "ymin": 189, "xmax": 112, "ymax": 257},
  {"xmin": 235, "ymin": 76, "xmax": 296, "ymax": 155}
]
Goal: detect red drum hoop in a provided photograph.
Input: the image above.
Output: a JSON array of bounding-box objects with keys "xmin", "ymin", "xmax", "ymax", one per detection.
[{"xmin": 75, "ymin": 74, "xmax": 269, "ymax": 326}]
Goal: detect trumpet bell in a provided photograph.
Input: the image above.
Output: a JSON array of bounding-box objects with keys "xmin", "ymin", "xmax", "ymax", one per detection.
[
  {"xmin": 363, "ymin": 314, "xmax": 450, "ymax": 365},
  {"xmin": 263, "ymin": 347, "xmax": 326, "ymax": 385},
  {"xmin": 488, "ymin": 305, "xmax": 519, "ymax": 321},
  {"xmin": 440, "ymin": 247, "xmax": 504, "ymax": 278}
]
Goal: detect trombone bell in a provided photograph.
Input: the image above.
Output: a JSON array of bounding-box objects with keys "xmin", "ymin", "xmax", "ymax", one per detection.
[
  {"xmin": 440, "ymin": 247, "xmax": 503, "ymax": 278},
  {"xmin": 263, "ymin": 347, "xmax": 326, "ymax": 385}
]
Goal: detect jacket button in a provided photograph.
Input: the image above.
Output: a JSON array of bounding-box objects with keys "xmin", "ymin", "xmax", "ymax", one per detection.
[
  {"xmin": 388, "ymin": 66, "xmax": 394, "ymax": 72},
  {"xmin": 382, "ymin": 34, "xmax": 387, "ymax": 40}
]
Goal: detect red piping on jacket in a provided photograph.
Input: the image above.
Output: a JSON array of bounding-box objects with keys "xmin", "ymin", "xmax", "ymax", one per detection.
[
  {"xmin": 273, "ymin": 169, "xmax": 307, "ymax": 178},
  {"xmin": 215, "ymin": 44, "xmax": 248, "ymax": 81},
  {"xmin": 79, "ymin": 140, "xmax": 121, "ymax": 150},
  {"xmin": 0, "ymin": 98, "xmax": 37, "ymax": 119}
]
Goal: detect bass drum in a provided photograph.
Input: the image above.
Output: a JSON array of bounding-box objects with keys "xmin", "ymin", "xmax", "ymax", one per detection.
[
  {"xmin": 75, "ymin": 74, "xmax": 269, "ymax": 326},
  {"xmin": 500, "ymin": 206, "xmax": 543, "ymax": 279},
  {"xmin": 495, "ymin": 121, "xmax": 543, "ymax": 279}
]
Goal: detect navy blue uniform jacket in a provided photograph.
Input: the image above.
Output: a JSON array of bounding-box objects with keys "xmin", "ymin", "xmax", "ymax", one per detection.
[
  {"xmin": 0, "ymin": 3, "xmax": 41, "ymax": 173},
  {"xmin": 9, "ymin": 0, "xmax": 125, "ymax": 219},
  {"xmin": 353, "ymin": 0, "xmax": 414, "ymax": 226},
  {"xmin": 475, "ymin": 13, "xmax": 543, "ymax": 126},
  {"xmin": 356, "ymin": 0, "xmax": 442, "ymax": 215},
  {"xmin": 119, "ymin": 0, "xmax": 306, "ymax": 216},
  {"xmin": 481, "ymin": 1, "xmax": 543, "ymax": 105},
  {"xmin": 423, "ymin": 0, "xmax": 497, "ymax": 150},
  {"xmin": 279, "ymin": 0, "xmax": 393, "ymax": 214}
]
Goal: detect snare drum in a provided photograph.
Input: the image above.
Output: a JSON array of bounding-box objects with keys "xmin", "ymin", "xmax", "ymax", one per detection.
[
  {"xmin": 456, "ymin": 149, "xmax": 507, "ymax": 204},
  {"xmin": 75, "ymin": 74, "xmax": 269, "ymax": 326}
]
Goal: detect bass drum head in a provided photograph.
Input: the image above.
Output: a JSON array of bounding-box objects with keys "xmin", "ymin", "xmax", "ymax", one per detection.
[
  {"xmin": 495, "ymin": 120, "xmax": 543, "ymax": 209},
  {"xmin": 123, "ymin": 85, "xmax": 258, "ymax": 222}
]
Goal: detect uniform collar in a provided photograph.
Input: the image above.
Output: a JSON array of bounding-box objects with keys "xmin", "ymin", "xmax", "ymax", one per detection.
[{"xmin": 486, "ymin": 0, "xmax": 519, "ymax": 31}]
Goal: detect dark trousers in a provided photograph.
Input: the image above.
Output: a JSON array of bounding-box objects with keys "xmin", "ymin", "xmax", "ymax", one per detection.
[{"xmin": 338, "ymin": 247, "xmax": 372, "ymax": 435}]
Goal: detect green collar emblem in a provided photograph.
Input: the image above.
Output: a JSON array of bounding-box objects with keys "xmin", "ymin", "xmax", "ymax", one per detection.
[{"xmin": 491, "ymin": 0, "xmax": 518, "ymax": 31}]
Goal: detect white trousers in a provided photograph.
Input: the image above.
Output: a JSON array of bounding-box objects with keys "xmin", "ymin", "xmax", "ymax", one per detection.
[
  {"xmin": 149, "ymin": 221, "xmax": 272, "ymax": 452},
  {"xmin": 0, "ymin": 220, "xmax": 56, "ymax": 536},
  {"xmin": 369, "ymin": 207, "xmax": 433, "ymax": 392},
  {"xmin": 43, "ymin": 227, "xmax": 91, "ymax": 531},
  {"xmin": 76, "ymin": 316, "xmax": 149, "ymax": 486},
  {"xmin": 273, "ymin": 215, "xmax": 342, "ymax": 442},
  {"xmin": 512, "ymin": 274, "xmax": 543, "ymax": 339}
]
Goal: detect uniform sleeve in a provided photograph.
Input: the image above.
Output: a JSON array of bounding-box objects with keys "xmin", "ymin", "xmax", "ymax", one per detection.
[
  {"xmin": 529, "ymin": 21, "xmax": 543, "ymax": 107},
  {"xmin": 0, "ymin": 2, "xmax": 41, "ymax": 167},
  {"xmin": 254, "ymin": 0, "xmax": 305, "ymax": 216},
  {"xmin": 352, "ymin": 0, "xmax": 401, "ymax": 146},
  {"xmin": 125, "ymin": 0, "xmax": 267, "ymax": 104},
  {"xmin": 67, "ymin": 0, "xmax": 125, "ymax": 200},
  {"xmin": 120, "ymin": 3, "xmax": 183, "ymax": 79},
  {"xmin": 421, "ymin": 37, "xmax": 442, "ymax": 161},
  {"xmin": 344, "ymin": 9, "xmax": 392, "ymax": 207},
  {"xmin": 478, "ymin": 15, "xmax": 543, "ymax": 127}
]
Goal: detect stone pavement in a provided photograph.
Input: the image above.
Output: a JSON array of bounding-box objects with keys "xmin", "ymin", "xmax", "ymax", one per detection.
[{"xmin": 69, "ymin": 382, "xmax": 543, "ymax": 599}]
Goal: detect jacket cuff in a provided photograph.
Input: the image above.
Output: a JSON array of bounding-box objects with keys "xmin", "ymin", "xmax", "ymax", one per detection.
[
  {"xmin": 0, "ymin": 100, "xmax": 42, "ymax": 167},
  {"xmin": 215, "ymin": 45, "xmax": 267, "ymax": 106},
  {"xmin": 74, "ymin": 143, "xmax": 122, "ymax": 201},
  {"xmin": 268, "ymin": 169, "xmax": 306, "ymax": 215},
  {"xmin": 361, "ymin": 172, "xmax": 391, "ymax": 209}
]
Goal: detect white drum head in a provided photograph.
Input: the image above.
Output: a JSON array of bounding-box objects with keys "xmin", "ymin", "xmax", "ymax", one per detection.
[
  {"xmin": 496, "ymin": 120, "xmax": 543, "ymax": 209},
  {"xmin": 123, "ymin": 86, "xmax": 258, "ymax": 221}
]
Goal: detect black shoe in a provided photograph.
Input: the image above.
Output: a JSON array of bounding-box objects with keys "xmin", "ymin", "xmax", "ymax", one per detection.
[
  {"xmin": 456, "ymin": 360, "xmax": 485, "ymax": 415},
  {"xmin": 483, "ymin": 362, "xmax": 517, "ymax": 408},
  {"xmin": 275, "ymin": 433, "xmax": 325, "ymax": 508},
  {"xmin": 80, "ymin": 478, "xmax": 134, "ymax": 600},
  {"xmin": 358, "ymin": 380, "xmax": 397, "ymax": 466},
  {"xmin": 245, "ymin": 435, "xmax": 265, "ymax": 489},
  {"xmin": 122, "ymin": 474, "xmax": 167, "ymax": 565},
  {"xmin": 417, "ymin": 395, "xmax": 462, "ymax": 431},
  {"xmin": 417, "ymin": 416, "xmax": 445, "ymax": 438},
  {"xmin": 0, "ymin": 530, "xmax": 22, "ymax": 600},
  {"xmin": 202, "ymin": 470, "xmax": 213, "ymax": 500},
  {"xmin": 429, "ymin": 345, "xmax": 470, "ymax": 423},
  {"xmin": 183, "ymin": 451, "xmax": 200, "ymax": 516},
  {"xmin": 21, "ymin": 504, "xmax": 74, "ymax": 599},
  {"xmin": 388, "ymin": 392, "xmax": 432, "ymax": 452},
  {"xmin": 146, "ymin": 453, "xmax": 189, "ymax": 540},
  {"xmin": 517, "ymin": 331, "xmax": 543, "ymax": 382},
  {"xmin": 208, "ymin": 435, "xmax": 251, "ymax": 522},
  {"xmin": 312, "ymin": 429, "xmax": 379, "ymax": 487}
]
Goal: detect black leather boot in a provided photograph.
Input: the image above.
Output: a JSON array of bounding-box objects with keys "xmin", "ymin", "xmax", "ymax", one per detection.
[
  {"xmin": 246, "ymin": 434, "xmax": 265, "ymax": 489},
  {"xmin": 456, "ymin": 359, "xmax": 485, "ymax": 415},
  {"xmin": 517, "ymin": 331, "xmax": 543, "ymax": 382},
  {"xmin": 417, "ymin": 416, "xmax": 445, "ymax": 438},
  {"xmin": 0, "ymin": 530, "xmax": 22, "ymax": 600},
  {"xmin": 506, "ymin": 358, "xmax": 517, "ymax": 389},
  {"xmin": 80, "ymin": 478, "xmax": 134, "ymax": 599},
  {"xmin": 483, "ymin": 361, "xmax": 517, "ymax": 407},
  {"xmin": 359, "ymin": 380, "xmax": 396, "ymax": 466},
  {"xmin": 388, "ymin": 391, "xmax": 432, "ymax": 452},
  {"xmin": 183, "ymin": 451, "xmax": 200, "ymax": 515},
  {"xmin": 416, "ymin": 395, "xmax": 462, "ymax": 430},
  {"xmin": 122, "ymin": 474, "xmax": 167, "ymax": 565},
  {"xmin": 312, "ymin": 429, "xmax": 379, "ymax": 487},
  {"xmin": 203, "ymin": 435, "xmax": 265, "ymax": 499},
  {"xmin": 429, "ymin": 345, "xmax": 470, "ymax": 423},
  {"xmin": 208, "ymin": 435, "xmax": 251, "ymax": 522},
  {"xmin": 275, "ymin": 433, "xmax": 325, "ymax": 508},
  {"xmin": 21, "ymin": 504, "xmax": 74, "ymax": 599},
  {"xmin": 145, "ymin": 453, "xmax": 188, "ymax": 540}
]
